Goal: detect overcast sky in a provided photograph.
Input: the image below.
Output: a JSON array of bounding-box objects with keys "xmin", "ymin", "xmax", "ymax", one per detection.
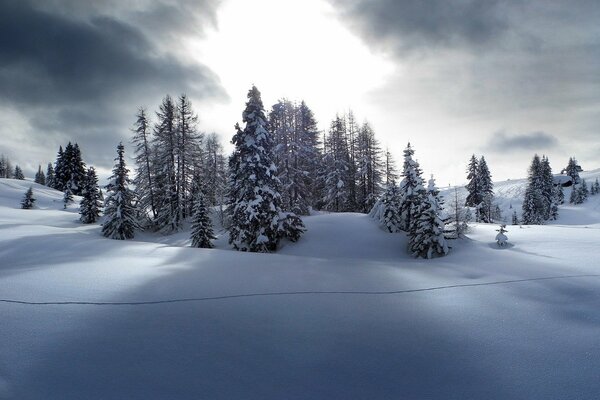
[{"xmin": 1, "ymin": 0, "xmax": 599, "ymax": 185}]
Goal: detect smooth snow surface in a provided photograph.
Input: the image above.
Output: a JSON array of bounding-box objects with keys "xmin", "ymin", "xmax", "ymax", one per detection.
[{"xmin": 1, "ymin": 178, "xmax": 600, "ymax": 399}]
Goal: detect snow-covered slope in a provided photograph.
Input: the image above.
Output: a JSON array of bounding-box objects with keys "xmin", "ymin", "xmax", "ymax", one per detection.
[{"xmin": 1, "ymin": 178, "xmax": 600, "ymax": 399}]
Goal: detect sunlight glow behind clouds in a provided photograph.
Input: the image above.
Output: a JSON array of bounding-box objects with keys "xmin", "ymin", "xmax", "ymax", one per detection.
[{"xmin": 191, "ymin": 0, "xmax": 393, "ymax": 144}]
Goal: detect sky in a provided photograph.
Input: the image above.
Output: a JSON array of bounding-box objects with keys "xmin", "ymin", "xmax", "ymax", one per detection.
[{"xmin": 1, "ymin": 0, "xmax": 599, "ymax": 186}]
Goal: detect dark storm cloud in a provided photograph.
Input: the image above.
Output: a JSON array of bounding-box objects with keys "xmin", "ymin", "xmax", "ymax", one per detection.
[
  {"xmin": 0, "ymin": 0, "xmax": 225, "ymax": 174},
  {"xmin": 486, "ymin": 131, "xmax": 559, "ymax": 152},
  {"xmin": 329, "ymin": 0, "xmax": 513, "ymax": 53},
  {"xmin": 0, "ymin": 1, "xmax": 223, "ymax": 105}
]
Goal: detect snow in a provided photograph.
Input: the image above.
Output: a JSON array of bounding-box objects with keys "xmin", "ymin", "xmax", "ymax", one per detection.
[{"xmin": 1, "ymin": 177, "xmax": 600, "ymax": 399}]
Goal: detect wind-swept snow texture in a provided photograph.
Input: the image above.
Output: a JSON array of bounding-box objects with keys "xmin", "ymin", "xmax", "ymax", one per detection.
[{"xmin": 1, "ymin": 178, "xmax": 600, "ymax": 399}]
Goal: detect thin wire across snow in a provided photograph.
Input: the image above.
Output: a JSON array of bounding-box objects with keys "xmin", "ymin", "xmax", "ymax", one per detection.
[{"xmin": 1, "ymin": 274, "xmax": 599, "ymax": 306}]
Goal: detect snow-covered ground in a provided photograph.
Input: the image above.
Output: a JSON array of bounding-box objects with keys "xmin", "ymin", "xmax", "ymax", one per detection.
[{"xmin": 1, "ymin": 178, "xmax": 600, "ymax": 399}]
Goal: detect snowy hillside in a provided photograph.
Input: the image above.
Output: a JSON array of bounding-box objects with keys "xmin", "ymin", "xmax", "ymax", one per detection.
[
  {"xmin": 1, "ymin": 178, "xmax": 600, "ymax": 399},
  {"xmin": 441, "ymin": 167, "xmax": 600, "ymax": 225}
]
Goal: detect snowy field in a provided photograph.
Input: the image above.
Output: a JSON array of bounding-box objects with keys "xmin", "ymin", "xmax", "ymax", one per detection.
[{"xmin": 1, "ymin": 178, "xmax": 600, "ymax": 399}]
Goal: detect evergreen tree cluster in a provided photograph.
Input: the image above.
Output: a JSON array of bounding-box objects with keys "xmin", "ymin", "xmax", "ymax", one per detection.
[
  {"xmin": 130, "ymin": 96, "xmax": 228, "ymax": 234},
  {"xmin": 370, "ymin": 143, "xmax": 449, "ymax": 259},
  {"xmin": 318, "ymin": 112, "xmax": 385, "ymax": 213},
  {"xmin": 21, "ymin": 187, "xmax": 36, "ymax": 209},
  {"xmin": 0, "ymin": 155, "xmax": 13, "ymax": 178},
  {"xmin": 522, "ymin": 155, "xmax": 559, "ymax": 224},
  {"xmin": 227, "ymin": 86, "xmax": 305, "ymax": 252},
  {"xmin": 50, "ymin": 142, "xmax": 87, "ymax": 195},
  {"xmin": 465, "ymin": 155, "xmax": 495, "ymax": 222}
]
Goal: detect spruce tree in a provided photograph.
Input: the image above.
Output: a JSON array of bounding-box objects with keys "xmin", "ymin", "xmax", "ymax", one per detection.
[
  {"xmin": 408, "ymin": 176, "xmax": 449, "ymax": 259},
  {"xmin": 522, "ymin": 155, "xmax": 545, "ymax": 224},
  {"xmin": 131, "ymin": 107, "xmax": 158, "ymax": 223},
  {"xmin": 322, "ymin": 115, "xmax": 352, "ymax": 212},
  {"xmin": 356, "ymin": 121, "xmax": 384, "ymax": 212},
  {"xmin": 477, "ymin": 156, "xmax": 494, "ymax": 223},
  {"xmin": 102, "ymin": 143, "xmax": 140, "ymax": 240},
  {"xmin": 371, "ymin": 180, "xmax": 402, "ymax": 233},
  {"xmin": 46, "ymin": 163, "xmax": 55, "ymax": 188},
  {"xmin": 580, "ymin": 178, "xmax": 589, "ymax": 201},
  {"xmin": 54, "ymin": 146, "xmax": 66, "ymax": 191},
  {"xmin": 227, "ymin": 86, "xmax": 303, "ymax": 252},
  {"xmin": 63, "ymin": 186, "xmax": 74, "ymax": 209},
  {"xmin": 79, "ymin": 167, "xmax": 102, "ymax": 224},
  {"xmin": 21, "ymin": 187, "xmax": 36, "ymax": 209},
  {"xmin": 556, "ymin": 183, "xmax": 565, "ymax": 204},
  {"xmin": 564, "ymin": 157, "xmax": 581, "ymax": 184},
  {"xmin": 13, "ymin": 165, "xmax": 24, "ymax": 180},
  {"xmin": 398, "ymin": 143, "xmax": 424, "ymax": 231},
  {"xmin": 593, "ymin": 178, "xmax": 600, "ymax": 195},
  {"xmin": 190, "ymin": 192, "xmax": 216, "ymax": 248},
  {"xmin": 34, "ymin": 165, "xmax": 46, "ymax": 185},
  {"xmin": 512, "ymin": 210, "xmax": 519, "ymax": 225},
  {"xmin": 569, "ymin": 185, "xmax": 580, "ymax": 204},
  {"xmin": 465, "ymin": 155, "xmax": 480, "ymax": 207}
]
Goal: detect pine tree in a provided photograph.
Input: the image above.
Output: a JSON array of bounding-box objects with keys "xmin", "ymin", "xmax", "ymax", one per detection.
[
  {"xmin": 477, "ymin": 156, "xmax": 494, "ymax": 223},
  {"xmin": 102, "ymin": 143, "xmax": 140, "ymax": 240},
  {"xmin": 564, "ymin": 157, "xmax": 581, "ymax": 184},
  {"xmin": 0, "ymin": 155, "xmax": 6, "ymax": 178},
  {"xmin": 371, "ymin": 180, "xmax": 402, "ymax": 233},
  {"xmin": 295, "ymin": 100, "xmax": 321, "ymax": 213},
  {"xmin": 34, "ymin": 165, "xmax": 46, "ymax": 185},
  {"xmin": 131, "ymin": 107, "xmax": 158, "ymax": 223},
  {"xmin": 63, "ymin": 186, "xmax": 74, "ymax": 209},
  {"xmin": 322, "ymin": 115, "xmax": 352, "ymax": 212},
  {"xmin": 465, "ymin": 155, "xmax": 480, "ymax": 207},
  {"xmin": 79, "ymin": 167, "xmax": 102, "ymax": 224},
  {"xmin": 447, "ymin": 187, "xmax": 470, "ymax": 238},
  {"xmin": 522, "ymin": 155, "xmax": 545, "ymax": 224},
  {"xmin": 46, "ymin": 163, "xmax": 55, "ymax": 188},
  {"xmin": 153, "ymin": 95, "xmax": 180, "ymax": 233},
  {"xmin": 190, "ymin": 192, "xmax": 216, "ymax": 248},
  {"xmin": 384, "ymin": 148, "xmax": 399, "ymax": 187},
  {"xmin": 21, "ymin": 187, "xmax": 36, "ymax": 209},
  {"xmin": 408, "ymin": 176, "xmax": 449, "ymax": 259},
  {"xmin": 569, "ymin": 184, "xmax": 580, "ymax": 204},
  {"xmin": 512, "ymin": 210, "xmax": 519, "ymax": 225},
  {"xmin": 54, "ymin": 146, "xmax": 66, "ymax": 191},
  {"xmin": 13, "ymin": 165, "xmax": 24, "ymax": 180},
  {"xmin": 578, "ymin": 179, "xmax": 589, "ymax": 203},
  {"xmin": 593, "ymin": 178, "xmax": 600, "ymax": 195},
  {"xmin": 398, "ymin": 143, "xmax": 424, "ymax": 231},
  {"xmin": 356, "ymin": 121, "xmax": 384, "ymax": 213},
  {"xmin": 227, "ymin": 86, "xmax": 303, "ymax": 252}
]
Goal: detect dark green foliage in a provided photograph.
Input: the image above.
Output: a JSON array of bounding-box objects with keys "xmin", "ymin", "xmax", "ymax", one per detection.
[
  {"xmin": 21, "ymin": 187, "xmax": 35, "ymax": 209},
  {"xmin": 13, "ymin": 165, "xmax": 24, "ymax": 180},
  {"xmin": 190, "ymin": 192, "xmax": 216, "ymax": 248},
  {"xmin": 80, "ymin": 167, "xmax": 102, "ymax": 224},
  {"xmin": 102, "ymin": 143, "xmax": 140, "ymax": 240},
  {"xmin": 34, "ymin": 165, "xmax": 45, "ymax": 185}
]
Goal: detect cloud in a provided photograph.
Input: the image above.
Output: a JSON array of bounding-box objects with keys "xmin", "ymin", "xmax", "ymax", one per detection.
[
  {"xmin": 486, "ymin": 131, "xmax": 559, "ymax": 152},
  {"xmin": 0, "ymin": 0, "xmax": 226, "ymax": 174},
  {"xmin": 328, "ymin": 0, "xmax": 514, "ymax": 54}
]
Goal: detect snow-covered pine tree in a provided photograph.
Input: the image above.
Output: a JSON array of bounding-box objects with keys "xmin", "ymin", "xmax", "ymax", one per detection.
[
  {"xmin": 579, "ymin": 178, "xmax": 589, "ymax": 202},
  {"xmin": 477, "ymin": 156, "xmax": 494, "ymax": 223},
  {"xmin": 465, "ymin": 154, "xmax": 480, "ymax": 207},
  {"xmin": 70, "ymin": 143, "xmax": 87, "ymax": 195},
  {"xmin": 13, "ymin": 165, "xmax": 24, "ymax": 180},
  {"xmin": 45, "ymin": 163, "xmax": 55, "ymax": 188},
  {"xmin": 564, "ymin": 157, "xmax": 581, "ymax": 184},
  {"xmin": 63, "ymin": 186, "xmax": 73, "ymax": 209},
  {"xmin": 295, "ymin": 100, "xmax": 321, "ymax": 214},
  {"xmin": 512, "ymin": 210, "xmax": 519, "ymax": 225},
  {"xmin": 408, "ymin": 176, "xmax": 449, "ymax": 259},
  {"xmin": 384, "ymin": 148, "xmax": 399, "ymax": 187},
  {"xmin": 190, "ymin": 192, "xmax": 216, "ymax": 248},
  {"xmin": 21, "ymin": 187, "xmax": 35, "ymax": 209},
  {"xmin": 53, "ymin": 146, "xmax": 66, "ymax": 191},
  {"xmin": 227, "ymin": 86, "xmax": 302, "ymax": 252},
  {"xmin": 398, "ymin": 142, "xmax": 425, "ymax": 231},
  {"xmin": 0, "ymin": 155, "xmax": 6, "ymax": 178},
  {"xmin": 322, "ymin": 115, "xmax": 352, "ymax": 212},
  {"xmin": 102, "ymin": 143, "xmax": 140, "ymax": 240},
  {"xmin": 344, "ymin": 110, "xmax": 359, "ymax": 211},
  {"xmin": 540, "ymin": 156, "xmax": 556, "ymax": 220},
  {"xmin": 522, "ymin": 154, "xmax": 545, "ymax": 224},
  {"xmin": 79, "ymin": 167, "xmax": 102, "ymax": 224},
  {"xmin": 153, "ymin": 95, "xmax": 180, "ymax": 233},
  {"xmin": 569, "ymin": 184, "xmax": 580, "ymax": 204},
  {"xmin": 131, "ymin": 107, "xmax": 158, "ymax": 224},
  {"xmin": 356, "ymin": 121, "xmax": 384, "ymax": 213},
  {"xmin": 373, "ymin": 180, "xmax": 402, "ymax": 232},
  {"xmin": 593, "ymin": 178, "xmax": 600, "ymax": 195},
  {"xmin": 34, "ymin": 165, "xmax": 45, "ymax": 185},
  {"xmin": 446, "ymin": 187, "xmax": 470, "ymax": 238},
  {"xmin": 176, "ymin": 94, "xmax": 203, "ymax": 219}
]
